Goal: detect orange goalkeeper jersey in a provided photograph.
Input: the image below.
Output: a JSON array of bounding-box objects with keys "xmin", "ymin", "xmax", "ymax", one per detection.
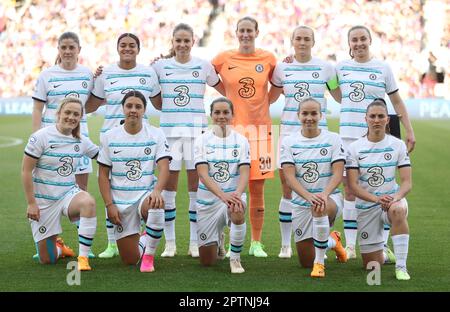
[{"xmin": 212, "ymin": 49, "xmax": 276, "ymax": 129}]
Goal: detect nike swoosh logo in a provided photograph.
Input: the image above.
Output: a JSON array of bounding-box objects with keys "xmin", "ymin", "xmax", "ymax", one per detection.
[
  {"xmin": 165, "ymin": 73, "xmax": 174, "ymax": 76},
  {"xmin": 358, "ymin": 155, "xmax": 368, "ymax": 160},
  {"xmin": 261, "ymin": 171, "xmax": 270, "ymax": 175},
  {"xmin": 110, "ymin": 80, "xmax": 119, "ymax": 85},
  {"xmin": 293, "ymin": 152, "xmax": 302, "ymax": 156},
  {"xmin": 228, "ymin": 66, "xmax": 237, "ymax": 70},
  {"xmin": 286, "ymin": 74, "xmax": 293, "ymax": 77},
  {"xmin": 50, "ymin": 144, "xmax": 58, "ymax": 149},
  {"xmin": 78, "ymin": 168, "xmax": 86, "ymax": 171},
  {"xmin": 343, "ymin": 73, "xmax": 350, "ymax": 77},
  {"xmin": 113, "ymin": 150, "xmax": 122, "ymax": 154},
  {"xmin": 53, "ymin": 84, "xmax": 62, "ymax": 88},
  {"xmin": 206, "ymin": 151, "xmax": 215, "ymax": 154}
]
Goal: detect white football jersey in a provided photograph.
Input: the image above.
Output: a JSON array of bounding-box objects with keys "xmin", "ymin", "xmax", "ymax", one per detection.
[
  {"xmin": 279, "ymin": 130, "xmax": 346, "ymax": 208},
  {"xmin": 346, "ymin": 134, "xmax": 411, "ymax": 210},
  {"xmin": 24, "ymin": 125, "xmax": 98, "ymax": 209},
  {"xmin": 194, "ymin": 129, "xmax": 250, "ymax": 208},
  {"xmin": 153, "ymin": 57, "xmax": 219, "ymax": 138},
  {"xmin": 97, "ymin": 124, "xmax": 171, "ymax": 211},
  {"xmin": 336, "ymin": 58, "xmax": 398, "ymax": 139},
  {"xmin": 92, "ymin": 63, "xmax": 160, "ymax": 137},
  {"xmin": 271, "ymin": 57, "xmax": 338, "ymax": 135},
  {"xmin": 32, "ymin": 64, "xmax": 94, "ymax": 137}
]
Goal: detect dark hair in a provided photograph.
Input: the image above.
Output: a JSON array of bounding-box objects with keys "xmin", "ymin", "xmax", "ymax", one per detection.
[
  {"xmin": 55, "ymin": 32, "xmax": 80, "ymax": 65},
  {"xmin": 366, "ymin": 98, "xmax": 390, "ymax": 135},
  {"xmin": 117, "ymin": 33, "xmax": 140, "ymax": 51},
  {"xmin": 210, "ymin": 97, "xmax": 234, "ymax": 115},
  {"xmin": 121, "ymin": 90, "xmax": 147, "ymax": 108},
  {"xmin": 56, "ymin": 97, "xmax": 83, "ymax": 139},
  {"xmin": 347, "ymin": 25, "xmax": 372, "ymax": 58},
  {"xmin": 165, "ymin": 23, "xmax": 194, "ymax": 58},
  {"xmin": 236, "ymin": 16, "xmax": 258, "ymax": 32}
]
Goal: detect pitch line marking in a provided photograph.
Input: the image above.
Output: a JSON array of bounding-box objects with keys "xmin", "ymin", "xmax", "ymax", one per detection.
[{"xmin": 0, "ymin": 136, "xmax": 23, "ymax": 148}]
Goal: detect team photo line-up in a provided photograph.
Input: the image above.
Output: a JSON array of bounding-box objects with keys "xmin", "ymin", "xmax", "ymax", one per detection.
[{"xmin": 23, "ymin": 16, "xmax": 416, "ymax": 279}]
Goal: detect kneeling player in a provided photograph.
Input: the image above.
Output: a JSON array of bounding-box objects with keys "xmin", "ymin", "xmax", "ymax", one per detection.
[
  {"xmin": 23, "ymin": 97, "xmax": 99, "ymax": 270},
  {"xmin": 346, "ymin": 99, "xmax": 412, "ymax": 280},
  {"xmin": 97, "ymin": 91, "xmax": 171, "ymax": 272},
  {"xmin": 280, "ymin": 98, "xmax": 347, "ymax": 278},
  {"xmin": 194, "ymin": 97, "xmax": 250, "ymax": 274}
]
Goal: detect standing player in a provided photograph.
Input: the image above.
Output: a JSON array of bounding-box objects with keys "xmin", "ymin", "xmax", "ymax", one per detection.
[
  {"xmin": 346, "ymin": 99, "xmax": 412, "ymax": 280},
  {"xmin": 32, "ymin": 32, "xmax": 94, "ymax": 192},
  {"xmin": 22, "ymin": 97, "xmax": 99, "ymax": 271},
  {"xmin": 212, "ymin": 16, "xmax": 276, "ymax": 257},
  {"xmin": 194, "ymin": 97, "xmax": 250, "ymax": 273},
  {"xmin": 152, "ymin": 23, "xmax": 224, "ymax": 258},
  {"xmin": 32, "ymin": 31, "xmax": 94, "ymax": 259},
  {"xmin": 269, "ymin": 26, "xmax": 342, "ymax": 258},
  {"xmin": 337, "ymin": 25, "xmax": 415, "ymax": 260},
  {"xmin": 97, "ymin": 91, "xmax": 171, "ymax": 272},
  {"xmin": 86, "ymin": 33, "xmax": 161, "ymax": 259},
  {"xmin": 280, "ymin": 98, "xmax": 347, "ymax": 278}
]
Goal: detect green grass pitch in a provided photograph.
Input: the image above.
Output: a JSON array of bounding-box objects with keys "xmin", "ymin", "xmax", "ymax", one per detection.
[{"xmin": 1, "ymin": 115, "xmax": 449, "ymax": 291}]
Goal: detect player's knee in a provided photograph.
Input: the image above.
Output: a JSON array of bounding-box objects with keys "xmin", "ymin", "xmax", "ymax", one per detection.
[
  {"xmin": 344, "ymin": 191, "xmax": 355, "ymax": 201},
  {"xmin": 389, "ymin": 206, "xmax": 407, "ymax": 221},
  {"xmin": 312, "ymin": 209, "xmax": 327, "ymax": 218},
  {"xmin": 80, "ymin": 194, "xmax": 96, "ymax": 216},
  {"xmin": 231, "ymin": 212, "xmax": 245, "ymax": 224},
  {"xmin": 200, "ymin": 257, "xmax": 216, "ymax": 267},
  {"xmin": 298, "ymin": 256, "xmax": 313, "ymax": 268},
  {"xmin": 39, "ymin": 253, "xmax": 57, "ymax": 265}
]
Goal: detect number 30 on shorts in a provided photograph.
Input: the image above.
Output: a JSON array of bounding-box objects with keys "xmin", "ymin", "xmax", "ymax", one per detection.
[{"xmin": 259, "ymin": 156, "xmax": 272, "ymax": 171}]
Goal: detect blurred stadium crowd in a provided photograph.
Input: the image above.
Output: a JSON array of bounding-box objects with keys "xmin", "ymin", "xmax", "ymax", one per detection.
[{"xmin": 0, "ymin": 0, "xmax": 448, "ymax": 99}]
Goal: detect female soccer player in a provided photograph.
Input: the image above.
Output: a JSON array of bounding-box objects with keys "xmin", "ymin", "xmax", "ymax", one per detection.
[
  {"xmin": 32, "ymin": 32, "xmax": 94, "ymax": 192},
  {"xmin": 346, "ymin": 99, "xmax": 412, "ymax": 280},
  {"xmin": 280, "ymin": 97, "xmax": 347, "ymax": 278},
  {"xmin": 212, "ymin": 16, "xmax": 276, "ymax": 257},
  {"xmin": 152, "ymin": 23, "xmax": 224, "ymax": 258},
  {"xmin": 22, "ymin": 97, "xmax": 99, "ymax": 271},
  {"xmin": 336, "ymin": 25, "xmax": 416, "ymax": 259},
  {"xmin": 194, "ymin": 97, "xmax": 249, "ymax": 274},
  {"xmin": 269, "ymin": 26, "xmax": 342, "ymax": 258},
  {"xmin": 86, "ymin": 33, "xmax": 161, "ymax": 259},
  {"xmin": 97, "ymin": 91, "xmax": 171, "ymax": 272}
]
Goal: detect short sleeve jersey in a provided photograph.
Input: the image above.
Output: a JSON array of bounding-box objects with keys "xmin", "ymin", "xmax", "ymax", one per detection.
[
  {"xmin": 153, "ymin": 57, "xmax": 219, "ymax": 138},
  {"xmin": 97, "ymin": 124, "xmax": 171, "ymax": 210},
  {"xmin": 91, "ymin": 63, "xmax": 160, "ymax": 138},
  {"xmin": 212, "ymin": 49, "xmax": 276, "ymax": 130},
  {"xmin": 24, "ymin": 125, "xmax": 98, "ymax": 209},
  {"xmin": 345, "ymin": 135, "xmax": 411, "ymax": 210},
  {"xmin": 32, "ymin": 65, "xmax": 94, "ymax": 137},
  {"xmin": 336, "ymin": 58, "xmax": 398, "ymax": 139},
  {"xmin": 194, "ymin": 130, "xmax": 250, "ymax": 208},
  {"xmin": 279, "ymin": 130, "xmax": 346, "ymax": 208},
  {"xmin": 271, "ymin": 57, "xmax": 339, "ymax": 135}
]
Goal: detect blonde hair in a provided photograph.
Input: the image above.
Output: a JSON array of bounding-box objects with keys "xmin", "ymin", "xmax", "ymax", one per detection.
[
  {"xmin": 291, "ymin": 25, "xmax": 315, "ymax": 42},
  {"xmin": 56, "ymin": 97, "xmax": 83, "ymax": 139},
  {"xmin": 297, "ymin": 97, "xmax": 322, "ymax": 114}
]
